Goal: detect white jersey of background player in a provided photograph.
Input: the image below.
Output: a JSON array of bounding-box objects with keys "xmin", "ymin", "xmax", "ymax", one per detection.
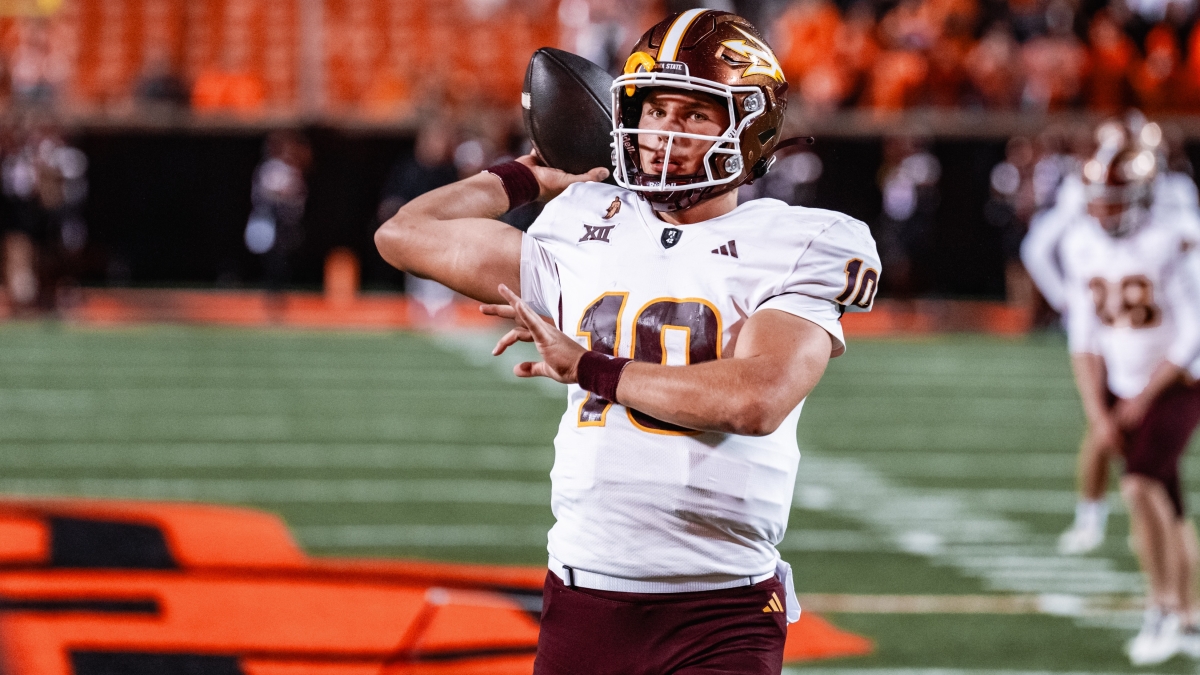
[
  {"xmin": 522, "ymin": 181, "xmax": 878, "ymax": 593},
  {"xmin": 1022, "ymin": 139, "xmax": 1199, "ymax": 313},
  {"xmin": 1061, "ymin": 204, "xmax": 1200, "ymax": 394}
]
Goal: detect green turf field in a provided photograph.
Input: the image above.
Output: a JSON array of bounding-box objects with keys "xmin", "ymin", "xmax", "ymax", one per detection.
[{"xmin": 3, "ymin": 322, "xmax": 1198, "ymax": 673}]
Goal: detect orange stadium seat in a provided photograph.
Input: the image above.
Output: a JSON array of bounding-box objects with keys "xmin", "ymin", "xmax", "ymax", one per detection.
[{"xmin": 0, "ymin": 499, "xmax": 870, "ymax": 674}]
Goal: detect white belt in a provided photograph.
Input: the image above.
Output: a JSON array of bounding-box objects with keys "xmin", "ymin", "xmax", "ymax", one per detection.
[{"xmin": 548, "ymin": 555, "xmax": 774, "ymax": 594}]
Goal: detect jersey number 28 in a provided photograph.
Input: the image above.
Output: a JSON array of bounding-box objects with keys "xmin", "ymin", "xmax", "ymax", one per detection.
[
  {"xmin": 576, "ymin": 292, "xmax": 722, "ymax": 434},
  {"xmin": 1088, "ymin": 275, "xmax": 1161, "ymax": 329}
]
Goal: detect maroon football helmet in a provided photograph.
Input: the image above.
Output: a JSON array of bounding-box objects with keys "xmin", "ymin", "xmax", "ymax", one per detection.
[
  {"xmin": 611, "ymin": 10, "xmax": 789, "ymax": 212},
  {"xmin": 1082, "ymin": 115, "xmax": 1163, "ymax": 237}
]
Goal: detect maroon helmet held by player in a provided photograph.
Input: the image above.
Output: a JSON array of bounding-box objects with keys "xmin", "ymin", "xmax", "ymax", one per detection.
[{"xmin": 610, "ymin": 9, "xmax": 789, "ymax": 212}]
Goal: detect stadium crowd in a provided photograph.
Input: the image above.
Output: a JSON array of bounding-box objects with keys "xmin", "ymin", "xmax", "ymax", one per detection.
[
  {"xmin": 0, "ymin": 0, "xmax": 1192, "ymax": 117},
  {"xmin": 569, "ymin": 0, "xmax": 1200, "ymax": 114},
  {"xmin": 767, "ymin": 0, "xmax": 1200, "ymax": 113}
]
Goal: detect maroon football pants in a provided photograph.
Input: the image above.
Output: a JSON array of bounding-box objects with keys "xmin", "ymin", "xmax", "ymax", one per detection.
[
  {"xmin": 533, "ymin": 571, "xmax": 787, "ymax": 675},
  {"xmin": 1118, "ymin": 382, "xmax": 1200, "ymax": 517}
]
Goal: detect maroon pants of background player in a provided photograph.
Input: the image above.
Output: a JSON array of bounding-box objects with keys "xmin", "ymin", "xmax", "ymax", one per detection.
[
  {"xmin": 533, "ymin": 572, "xmax": 787, "ymax": 675},
  {"xmin": 1117, "ymin": 382, "xmax": 1200, "ymax": 517}
]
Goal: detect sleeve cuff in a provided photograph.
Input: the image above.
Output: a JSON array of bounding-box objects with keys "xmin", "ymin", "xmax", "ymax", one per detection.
[{"xmin": 756, "ymin": 293, "xmax": 846, "ymax": 357}]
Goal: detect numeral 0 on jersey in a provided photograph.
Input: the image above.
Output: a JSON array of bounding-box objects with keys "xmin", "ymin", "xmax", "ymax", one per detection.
[{"xmin": 576, "ymin": 292, "xmax": 722, "ymax": 434}]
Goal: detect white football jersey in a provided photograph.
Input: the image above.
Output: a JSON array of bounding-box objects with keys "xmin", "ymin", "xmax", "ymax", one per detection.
[
  {"xmin": 521, "ymin": 182, "xmax": 880, "ymax": 584},
  {"xmin": 1022, "ymin": 172, "xmax": 1200, "ymax": 313},
  {"xmin": 1062, "ymin": 210, "xmax": 1200, "ymax": 398}
]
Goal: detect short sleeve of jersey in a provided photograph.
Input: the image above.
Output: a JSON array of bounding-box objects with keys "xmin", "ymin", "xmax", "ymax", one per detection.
[
  {"xmin": 757, "ymin": 217, "xmax": 880, "ymax": 358},
  {"xmin": 520, "ymin": 233, "xmax": 560, "ymax": 321},
  {"xmin": 757, "ymin": 293, "xmax": 846, "ymax": 356}
]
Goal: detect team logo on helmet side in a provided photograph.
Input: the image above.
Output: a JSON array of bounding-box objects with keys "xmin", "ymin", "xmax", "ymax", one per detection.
[{"xmin": 720, "ymin": 27, "xmax": 785, "ymax": 82}]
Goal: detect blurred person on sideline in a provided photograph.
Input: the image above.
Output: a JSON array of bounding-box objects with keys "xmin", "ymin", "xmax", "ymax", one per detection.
[
  {"xmin": 36, "ymin": 130, "xmax": 88, "ymax": 309},
  {"xmin": 1, "ymin": 126, "xmax": 87, "ymax": 312},
  {"xmin": 1022, "ymin": 115, "xmax": 1200, "ymax": 560},
  {"xmin": 377, "ymin": 120, "xmax": 459, "ymax": 317},
  {"xmin": 245, "ymin": 131, "xmax": 311, "ymax": 292},
  {"xmin": 875, "ymin": 136, "xmax": 940, "ymax": 296},
  {"xmin": 1054, "ymin": 115, "xmax": 1200, "ymax": 665},
  {"xmin": 987, "ymin": 128, "xmax": 1075, "ymax": 310},
  {"xmin": 2, "ymin": 128, "xmax": 39, "ymax": 311},
  {"xmin": 985, "ymin": 136, "xmax": 1039, "ymax": 306}
]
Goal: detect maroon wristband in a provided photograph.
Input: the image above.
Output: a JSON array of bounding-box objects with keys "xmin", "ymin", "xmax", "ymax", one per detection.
[
  {"xmin": 576, "ymin": 351, "xmax": 632, "ymax": 403},
  {"xmin": 484, "ymin": 161, "xmax": 540, "ymax": 212}
]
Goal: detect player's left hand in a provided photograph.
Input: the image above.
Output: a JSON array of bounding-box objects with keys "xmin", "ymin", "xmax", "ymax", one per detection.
[
  {"xmin": 482, "ymin": 284, "xmax": 585, "ymax": 384},
  {"xmin": 1113, "ymin": 395, "xmax": 1150, "ymax": 431}
]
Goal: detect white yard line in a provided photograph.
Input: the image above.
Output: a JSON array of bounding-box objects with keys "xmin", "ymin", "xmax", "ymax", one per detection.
[{"xmin": 795, "ymin": 454, "xmax": 1146, "ymax": 611}]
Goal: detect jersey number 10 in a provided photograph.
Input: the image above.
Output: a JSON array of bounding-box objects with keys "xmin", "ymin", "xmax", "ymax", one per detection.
[
  {"xmin": 576, "ymin": 292, "xmax": 722, "ymax": 434},
  {"xmin": 836, "ymin": 258, "xmax": 879, "ymax": 308}
]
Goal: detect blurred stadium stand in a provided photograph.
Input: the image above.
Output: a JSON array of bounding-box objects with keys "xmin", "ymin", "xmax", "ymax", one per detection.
[{"xmin": 0, "ymin": 0, "xmax": 1197, "ymax": 314}]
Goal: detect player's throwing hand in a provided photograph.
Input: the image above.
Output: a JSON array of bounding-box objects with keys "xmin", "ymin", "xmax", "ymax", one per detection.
[{"xmin": 484, "ymin": 284, "xmax": 585, "ymax": 384}]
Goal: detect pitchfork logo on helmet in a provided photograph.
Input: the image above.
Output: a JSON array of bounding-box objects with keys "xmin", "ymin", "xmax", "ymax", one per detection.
[{"xmin": 611, "ymin": 10, "xmax": 789, "ymax": 212}]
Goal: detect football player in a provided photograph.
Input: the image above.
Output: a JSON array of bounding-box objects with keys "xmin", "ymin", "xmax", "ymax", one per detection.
[
  {"xmin": 1021, "ymin": 117, "xmax": 1200, "ymax": 556},
  {"xmin": 1057, "ymin": 122, "xmax": 1200, "ymax": 664},
  {"xmin": 375, "ymin": 10, "xmax": 880, "ymax": 673}
]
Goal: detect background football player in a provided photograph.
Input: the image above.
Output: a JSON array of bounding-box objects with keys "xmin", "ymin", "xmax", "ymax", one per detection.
[
  {"xmin": 1022, "ymin": 115, "xmax": 1200, "ymax": 556},
  {"xmin": 376, "ymin": 10, "xmax": 880, "ymax": 673},
  {"xmin": 1058, "ymin": 121, "xmax": 1200, "ymax": 664}
]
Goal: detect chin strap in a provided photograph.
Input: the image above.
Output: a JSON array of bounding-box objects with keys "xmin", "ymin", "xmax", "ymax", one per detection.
[{"xmin": 749, "ymin": 136, "xmax": 816, "ymax": 181}]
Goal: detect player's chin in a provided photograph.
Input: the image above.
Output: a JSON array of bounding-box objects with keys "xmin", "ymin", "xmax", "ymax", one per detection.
[{"xmin": 642, "ymin": 159, "xmax": 696, "ymax": 176}]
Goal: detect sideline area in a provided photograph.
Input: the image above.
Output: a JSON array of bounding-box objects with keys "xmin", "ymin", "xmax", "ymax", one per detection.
[{"xmin": 1, "ymin": 287, "xmax": 1035, "ymax": 335}]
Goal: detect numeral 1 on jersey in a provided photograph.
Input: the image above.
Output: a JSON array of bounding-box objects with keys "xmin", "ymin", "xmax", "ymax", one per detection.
[
  {"xmin": 575, "ymin": 293, "xmax": 722, "ymax": 434},
  {"xmin": 836, "ymin": 258, "xmax": 879, "ymax": 308},
  {"xmin": 576, "ymin": 292, "xmax": 628, "ymax": 426}
]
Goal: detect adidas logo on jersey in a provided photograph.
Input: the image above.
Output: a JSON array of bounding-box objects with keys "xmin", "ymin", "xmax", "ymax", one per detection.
[
  {"xmin": 762, "ymin": 592, "xmax": 784, "ymax": 613},
  {"xmin": 711, "ymin": 240, "xmax": 739, "ymax": 258},
  {"xmin": 579, "ymin": 224, "xmax": 614, "ymax": 243}
]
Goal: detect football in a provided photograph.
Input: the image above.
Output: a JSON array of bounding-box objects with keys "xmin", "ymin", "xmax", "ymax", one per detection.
[{"xmin": 522, "ymin": 47, "xmax": 615, "ymax": 181}]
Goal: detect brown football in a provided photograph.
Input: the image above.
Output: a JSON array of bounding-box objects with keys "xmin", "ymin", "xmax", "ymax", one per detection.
[{"xmin": 522, "ymin": 48, "xmax": 615, "ymax": 181}]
